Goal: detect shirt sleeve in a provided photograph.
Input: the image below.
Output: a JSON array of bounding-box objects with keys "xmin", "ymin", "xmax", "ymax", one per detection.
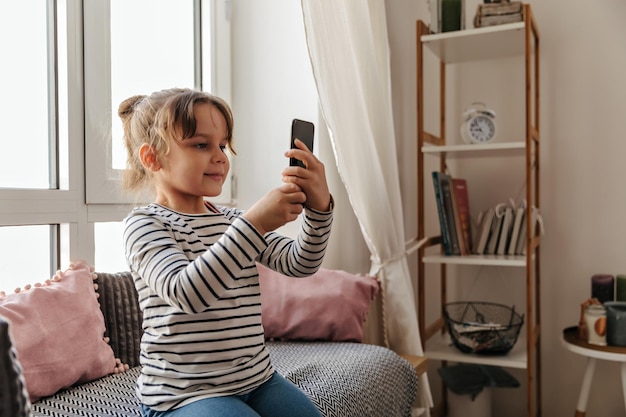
[{"xmin": 256, "ymin": 204, "xmax": 333, "ymax": 277}]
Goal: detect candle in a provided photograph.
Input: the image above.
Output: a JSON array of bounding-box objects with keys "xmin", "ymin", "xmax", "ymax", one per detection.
[
  {"xmin": 591, "ymin": 274, "xmax": 614, "ymax": 304},
  {"xmin": 617, "ymin": 275, "xmax": 626, "ymax": 302},
  {"xmin": 605, "ymin": 302, "xmax": 626, "ymax": 346}
]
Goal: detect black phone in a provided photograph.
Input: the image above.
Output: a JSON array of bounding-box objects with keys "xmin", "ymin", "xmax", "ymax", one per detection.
[{"xmin": 289, "ymin": 119, "xmax": 315, "ymax": 168}]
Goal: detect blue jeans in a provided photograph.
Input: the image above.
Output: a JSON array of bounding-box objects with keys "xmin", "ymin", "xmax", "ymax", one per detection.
[{"xmin": 140, "ymin": 373, "xmax": 322, "ymax": 417}]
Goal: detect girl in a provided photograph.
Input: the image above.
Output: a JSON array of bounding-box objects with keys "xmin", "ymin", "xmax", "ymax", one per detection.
[{"xmin": 119, "ymin": 88, "xmax": 332, "ymax": 417}]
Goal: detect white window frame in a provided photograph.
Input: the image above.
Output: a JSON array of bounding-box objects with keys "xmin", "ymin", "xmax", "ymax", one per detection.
[
  {"xmin": 0, "ymin": 0, "xmax": 232, "ymax": 277},
  {"xmin": 0, "ymin": 1, "xmax": 85, "ymax": 271},
  {"xmin": 84, "ymin": 0, "xmax": 233, "ymax": 205}
]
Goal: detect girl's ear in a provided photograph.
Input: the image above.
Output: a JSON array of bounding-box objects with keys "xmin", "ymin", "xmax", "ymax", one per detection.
[{"xmin": 139, "ymin": 143, "xmax": 161, "ymax": 171}]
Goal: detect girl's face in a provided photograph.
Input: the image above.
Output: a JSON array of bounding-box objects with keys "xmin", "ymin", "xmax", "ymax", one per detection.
[{"xmin": 153, "ymin": 102, "xmax": 230, "ymax": 213}]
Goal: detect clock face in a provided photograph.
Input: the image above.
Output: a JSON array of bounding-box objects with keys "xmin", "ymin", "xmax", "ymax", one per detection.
[{"xmin": 468, "ymin": 115, "xmax": 495, "ymax": 143}]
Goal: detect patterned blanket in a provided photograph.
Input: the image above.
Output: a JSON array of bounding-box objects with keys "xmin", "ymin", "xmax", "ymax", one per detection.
[
  {"xmin": 269, "ymin": 342, "xmax": 418, "ymax": 417},
  {"xmin": 32, "ymin": 342, "xmax": 417, "ymax": 417}
]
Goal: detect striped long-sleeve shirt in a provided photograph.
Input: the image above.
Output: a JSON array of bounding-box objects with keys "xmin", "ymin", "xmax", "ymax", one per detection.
[{"xmin": 122, "ymin": 202, "xmax": 332, "ymax": 411}]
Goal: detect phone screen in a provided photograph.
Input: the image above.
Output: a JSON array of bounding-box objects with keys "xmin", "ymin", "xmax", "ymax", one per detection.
[{"xmin": 289, "ymin": 119, "xmax": 315, "ymax": 168}]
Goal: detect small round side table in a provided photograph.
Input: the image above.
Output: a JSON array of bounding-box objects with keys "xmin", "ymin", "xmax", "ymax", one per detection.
[{"xmin": 561, "ymin": 326, "xmax": 626, "ymax": 417}]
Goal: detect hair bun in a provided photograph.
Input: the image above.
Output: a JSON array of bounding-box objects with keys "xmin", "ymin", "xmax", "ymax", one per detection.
[{"xmin": 118, "ymin": 95, "xmax": 146, "ymax": 121}]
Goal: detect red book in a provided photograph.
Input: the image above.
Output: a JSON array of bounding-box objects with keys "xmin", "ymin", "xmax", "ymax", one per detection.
[{"xmin": 451, "ymin": 178, "xmax": 472, "ymax": 254}]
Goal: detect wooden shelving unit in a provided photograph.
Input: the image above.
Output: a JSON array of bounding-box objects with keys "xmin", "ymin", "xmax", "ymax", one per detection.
[{"xmin": 416, "ymin": 5, "xmax": 541, "ymax": 416}]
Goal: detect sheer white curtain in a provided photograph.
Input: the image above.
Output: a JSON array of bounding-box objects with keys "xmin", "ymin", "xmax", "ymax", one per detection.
[{"xmin": 301, "ymin": 1, "xmax": 432, "ymax": 413}]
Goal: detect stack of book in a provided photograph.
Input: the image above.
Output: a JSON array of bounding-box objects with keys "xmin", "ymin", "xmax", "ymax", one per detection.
[
  {"xmin": 472, "ymin": 199, "xmax": 542, "ymax": 256},
  {"xmin": 432, "ymin": 172, "xmax": 544, "ymax": 257},
  {"xmin": 473, "ymin": 1, "xmax": 524, "ymax": 28},
  {"xmin": 432, "ymin": 172, "xmax": 473, "ymax": 256}
]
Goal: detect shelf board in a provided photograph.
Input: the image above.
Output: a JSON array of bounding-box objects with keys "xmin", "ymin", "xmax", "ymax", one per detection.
[
  {"xmin": 423, "ymin": 254, "xmax": 527, "ymax": 267},
  {"xmin": 422, "ymin": 22, "xmax": 527, "ymax": 63},
  {"xmin": 422, "ymin": 141, "xmax": 526, "ymax": 155},
  {"xmin": 425, "ymin": 332, "xmax": 527, "ymax": 369}
]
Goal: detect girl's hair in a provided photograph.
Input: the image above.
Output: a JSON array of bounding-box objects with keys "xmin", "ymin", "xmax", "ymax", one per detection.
[{"xmin": 118, "ymin": 87, "xmax": 235, "ymax": 193}]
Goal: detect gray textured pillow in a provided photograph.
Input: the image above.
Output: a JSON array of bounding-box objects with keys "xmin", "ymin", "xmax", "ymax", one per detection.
[
  {"xmin": 0, "ymin": 316, "xmax": 32, "ymax": 417},
  {"xmin": 94, "ymin": 271, "xmax": 143, "ymax": 368}
]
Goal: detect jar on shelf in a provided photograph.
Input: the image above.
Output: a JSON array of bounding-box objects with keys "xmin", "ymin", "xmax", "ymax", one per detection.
[{"xmin": 584, "ymin": 304, "xmax": 607, "ymax": 346}]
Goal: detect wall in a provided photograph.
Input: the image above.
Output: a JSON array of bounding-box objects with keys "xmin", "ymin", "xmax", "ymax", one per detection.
[
  {"xmin": 229, "ymin": 0, "xmax": 318, "ymax": 213},
  {"xmin": 231, "ymin": 0, "xmax": 626, "ymax": 416},
  {"xmin": 532, "ymin": 1, "xmax": 626, "ymax": 415},
  {"xmin": 385, "ymin": 0, "xmax": 626, "ymax": 416},
  {"xmin": 230, "ymin": 0, "xmax": 370, "ymax": 272}
]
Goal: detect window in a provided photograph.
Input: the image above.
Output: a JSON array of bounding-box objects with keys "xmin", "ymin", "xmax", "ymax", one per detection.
[
  {"xmin": 0, "ymin": 226, "xmax": 55, "ymax": 292},
  {"xmin": 0, "ymin": 0, "xmax": 231, "ymax": 291},
  {"xmin": 85, "ymin": 0, "xmax": 232, "ymax": 205},
  {"xmin": 109, "ymin": 2, "xmax": 195, "ymax": 170}
]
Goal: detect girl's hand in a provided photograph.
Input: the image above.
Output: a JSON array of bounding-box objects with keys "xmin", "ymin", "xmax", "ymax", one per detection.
[
  {"xmin": 243, "ymin": 183, "xmax": 306, "ymax": 235},
  {"xmin": 282, "ymin": 139, "xmax": 332, "ymax": 212}
]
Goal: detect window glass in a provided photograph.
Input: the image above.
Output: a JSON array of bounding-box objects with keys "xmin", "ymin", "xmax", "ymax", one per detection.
[
  {"xmin": 57, "ymin": 0, "xmax": 70, "ymax": 189},
  {"xmin": 85, "ymin": 0, "xmax": 232, "ymax": 205},
  {"xmin": 94, "ymin": 222, "xmax": 128, "ymax": 273},
  {"xmin": 110, "ymin": 0, "xmax": 195, "ymax": 170},
  {"xmin": 0, "ymin": 3, "xmax": 51, "ymax": 189},
  {"xmin": 0, "ymin": 225, "xmax": 53, "ymax": 292}
]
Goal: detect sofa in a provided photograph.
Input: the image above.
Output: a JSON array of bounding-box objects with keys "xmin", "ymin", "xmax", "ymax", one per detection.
[{"xmin": 0, "ymin": 261, "xmax": 422, "ymax": 417}]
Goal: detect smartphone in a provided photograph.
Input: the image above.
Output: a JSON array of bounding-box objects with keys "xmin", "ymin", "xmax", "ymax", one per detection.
[{"xmin": 289, "ymin": 119, "xmax": 315, "ymax": 168}]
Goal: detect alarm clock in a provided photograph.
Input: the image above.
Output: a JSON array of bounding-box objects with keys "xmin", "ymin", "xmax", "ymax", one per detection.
[{"xmin": 460, "ymin": 102, "xmax": 496, "ymax": 144}]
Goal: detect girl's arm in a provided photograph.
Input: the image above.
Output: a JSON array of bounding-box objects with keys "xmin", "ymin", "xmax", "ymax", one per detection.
[
  {"xmin": 257, "ymin": 204, "xmax": 333, "ymax": 278},
  {"xmin": 123, "ymin": 211, "xmax": 266, "ymax": 314}
]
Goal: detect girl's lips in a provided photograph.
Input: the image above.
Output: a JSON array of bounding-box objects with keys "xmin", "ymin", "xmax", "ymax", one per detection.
[{"xmin": 205, "ymin": 173, "xmax": 223, "ymax": 181}]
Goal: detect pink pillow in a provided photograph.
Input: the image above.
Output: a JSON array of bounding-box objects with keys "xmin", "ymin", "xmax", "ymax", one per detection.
[
  {"xmin": 0, "ymin": 261, "xmax": 116, "ymax": 402},
  {"xmin": 258, "ymin": 263, "xmax": 380, "ymax": 342}
]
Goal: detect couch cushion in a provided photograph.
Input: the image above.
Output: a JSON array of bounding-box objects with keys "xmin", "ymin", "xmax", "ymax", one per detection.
[
  {"xmin": 94, "ymin": 271, "xmax": 143, "ymax": 368},
  {"xmin": 258, "ymin": 264, "xmax": 380, "ymax": 342},
  {"xmin": 0, "ymin": 261, "xmax": 116, "ymax": 402},
  {"xmin": 32, "ymin": 366, "xmax": 142, "ymax": 417},
  {"xmin": 0, "ymin": 317, "xmax": 32, "ymax": 417}
]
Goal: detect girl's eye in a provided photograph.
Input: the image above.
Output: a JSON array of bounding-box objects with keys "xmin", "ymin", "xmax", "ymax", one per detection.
[
  {"xmin": 219, "ymin": 144, "xmax": 227, "ymax": 152},
  {"xmin": 195, "ymin": 143, "xmax": 208, "ymax": 149}
]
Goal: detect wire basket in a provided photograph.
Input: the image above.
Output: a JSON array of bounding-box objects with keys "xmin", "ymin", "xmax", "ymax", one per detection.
[{"xmin": 443, "ymin": 301, "xmax": 524, "ymax": 355}]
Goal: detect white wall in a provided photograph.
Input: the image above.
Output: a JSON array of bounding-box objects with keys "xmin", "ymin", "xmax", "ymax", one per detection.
[
  {"xmin": 385, "ymin": 0, "xmax": 626, "ymax": 416},
  {"xmin": 229, "ymin": 0, "xmax": 318, "ymax": 213},
  {"xmin": 230, "ymin": 0, "xmax": 370, "ymax": 272},
  {"xmin": 532, "ymin": 2, "xmax": 626, "ymax": 416},
  {"xmin": 232, "ymin": 0, "xmax": 626, "ymax": 416}
]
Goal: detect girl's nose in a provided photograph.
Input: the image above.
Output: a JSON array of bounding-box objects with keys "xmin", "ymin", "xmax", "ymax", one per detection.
[{"xmin": 213, "ymin": 149, "xmax": 228, "ymax": 164}]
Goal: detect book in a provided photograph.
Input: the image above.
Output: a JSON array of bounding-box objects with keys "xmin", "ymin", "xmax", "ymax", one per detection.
[
  {"xmin": 432, "ymin": 171, "xmax": 452, "ymax": 255},
  {"xmin": 439, "ymin": 173, "xmax": 461, "ymax": 255},
  {"xmin": 477, "ymin": 1, "xmax": 523, "ymax": 16},
  {"xmin": 476, "ymin": 13, "xmax": 523, "ymax": 27},
  {"xmin": 507, "ymin": 206, "xmax": 525, "ymax": 255},
  {"xmin": 516, "ymin": 206, "xmax": 543, "ymax": 255},
  {"xmin": 515, "ymin": 212, "xmax": 527, "ymax": 255},
  {"xmin": 451, "ymin": 178, "xmax": 472, "ymax": 255},
  {"xmin": 473, "ymin": 1, "xmax": 523, "ymax": 28},
  {"xmin": 496, "ymin": 206, "xmax": 513, "ymax": 255},
  {"xmin": 473, "ymin": 207, "xmax": 495, "ymax": 255},
  {"xmin": 485, "ymin": 209, "xmax": 503, "ymax": 255},
  {"xmin": 449, "ymin": 184, "xmax": 467, "ymax": 255}
]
